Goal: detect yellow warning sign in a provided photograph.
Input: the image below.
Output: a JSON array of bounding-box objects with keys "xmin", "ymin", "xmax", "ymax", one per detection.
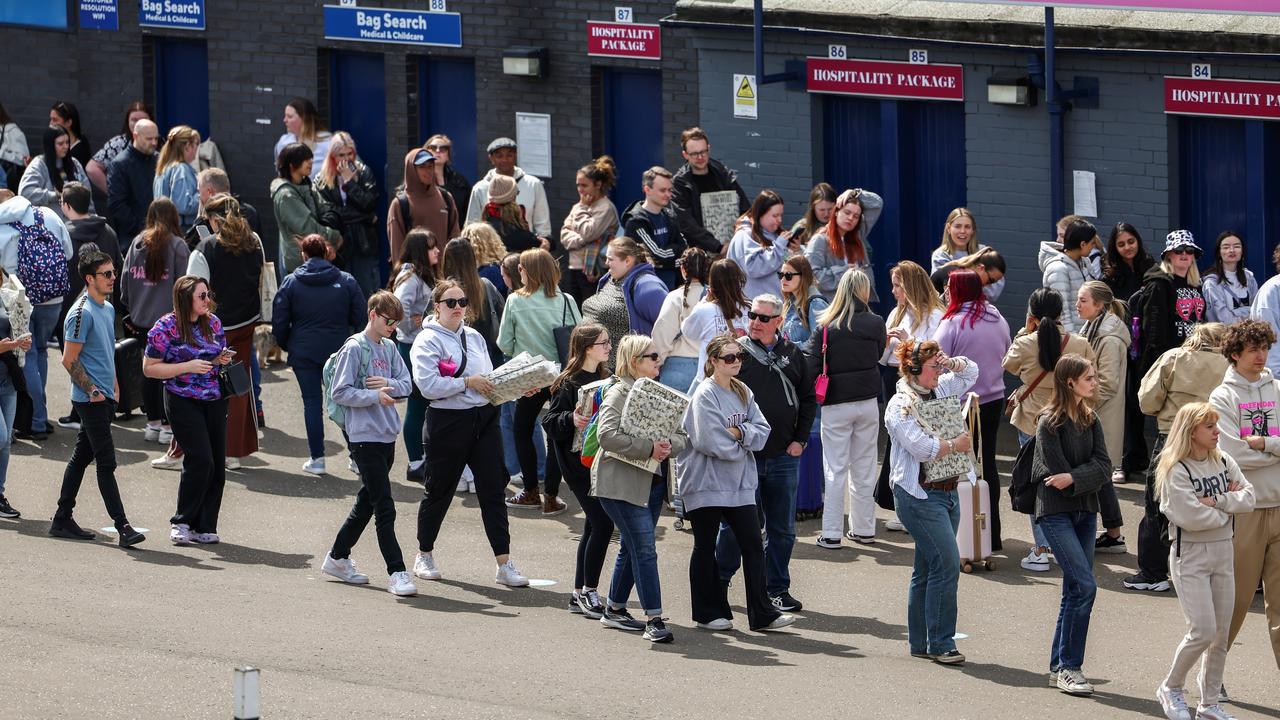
[{"xmin": 733, "ymin": 73, "xmax": 757, "ymax": 119}]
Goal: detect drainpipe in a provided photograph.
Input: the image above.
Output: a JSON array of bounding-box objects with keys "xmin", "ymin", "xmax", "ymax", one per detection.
[{"xmin": 1046, "ymin": 7, "xmax": 1065, "ymax": 230}]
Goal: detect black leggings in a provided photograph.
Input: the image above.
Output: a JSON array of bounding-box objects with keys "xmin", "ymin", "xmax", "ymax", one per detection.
[
  {"xmin": 556, "ymin": 443, "xmax": 615, "ymax": 589},
  {"xmin": 1122, "ymin": 362, "xmax": 1150, "ymax": 473},
  {"xmin": 515, "ymin": 388, "xmax": 561, "ymax": 496},
  {"xmin": 975, "ymin": 398, "xmax": 1004, "ymax": 550},
  {"xmin": 165, "ymin": 392, "xmax": 228, "ymax": 533},
  {"xmin": 417, "ymin": 404, "xmax": 511, "ymax": 556},
  {"xmin": 688, "ymin": 504, "xmax": 780, "ymax": 630}
]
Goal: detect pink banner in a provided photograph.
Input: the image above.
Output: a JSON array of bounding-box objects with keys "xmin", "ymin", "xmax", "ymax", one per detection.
[
  {"xmin": 1164, "ymin": 76, "xmax": 1280, "ymax": 120},
  {"xmin": 587, "ymin": 21, "xmax": 661, "ymax": 60},
  {"xmin": 948, "ymin": 0, "xmax": 1280, "ymax": 14},
  {"xmin": 807, "ymin": 58, "xmax": 964, "ymax": 102}
]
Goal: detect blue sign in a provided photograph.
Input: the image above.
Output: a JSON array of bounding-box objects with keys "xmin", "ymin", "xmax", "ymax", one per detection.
[
  {"xmin": 139, "ymin": 0, "xmax": 205, "ymax": 30},
  {"xmin": 80, "ymin": 0, "xmax": 119, "ymax": 30},
  {"xmin": 323, "ymin": 5, "xmax": 462, "ymax": 48}
]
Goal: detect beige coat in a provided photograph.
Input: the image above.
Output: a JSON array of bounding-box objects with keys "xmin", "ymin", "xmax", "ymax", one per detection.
[
  {"xmin": 1139, "ymin": 347, "xmax": 1230, "ymax": 433},
  {"xmin": 590, "ymin": 377, "xmax": 688, "ymax": 507},
  {"xmin": 1002, "ymin": 324, "xmax": 1096, "ymax": 436},
  {"xmin": 559, "ymin": 197, "xmax": 618, "ymax": 274},
  {"xmin": 1084, "ymin": 312, "xmax": 1131, "ymax": 469}
]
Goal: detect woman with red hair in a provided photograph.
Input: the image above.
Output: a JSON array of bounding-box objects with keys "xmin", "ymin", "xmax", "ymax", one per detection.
[
  {"xmin": 803, "ymin": 187, "xmax": 882, "ymax": 301},
  {"xmin": 932, "ymin": 270, "xmax": 1011, "ymax": 548}
]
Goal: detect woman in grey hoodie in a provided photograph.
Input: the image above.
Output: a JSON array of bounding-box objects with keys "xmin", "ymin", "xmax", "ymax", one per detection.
[{"xmin": 680, "ymin": 334, "xmax": 794, "ymax": 633}]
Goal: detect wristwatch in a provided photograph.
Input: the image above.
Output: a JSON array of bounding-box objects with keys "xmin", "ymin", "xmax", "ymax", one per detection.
[{"xmin": 90, "ymin": 387, "xmax": 104, "ymax": 399}]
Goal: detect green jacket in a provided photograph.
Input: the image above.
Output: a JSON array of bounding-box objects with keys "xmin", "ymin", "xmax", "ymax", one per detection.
[{"xmin": 270, "ymin": 177, "xmax": 340, "ymax": 272}]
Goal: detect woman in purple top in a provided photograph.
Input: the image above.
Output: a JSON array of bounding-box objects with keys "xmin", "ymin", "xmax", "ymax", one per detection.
[
  {"xmin": 143, "ymin": 275, "xmax": 236, "ymax": 546},
  {"xmin": 933, "ymin": 270, "xmax": 1011, "ymax": 549}
]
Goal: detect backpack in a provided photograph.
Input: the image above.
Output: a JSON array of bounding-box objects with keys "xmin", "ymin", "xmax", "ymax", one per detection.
[
  {"xmin": 8, "ymin": 209, "xmax": 70, "ymax": 305},
  {"xmin": 1126, "ymin": 279, "xmax": 1160, "ymax": 363},
  {"xmin": 1008, "ymin": 435, "xmax": 1040, "ymax": 514},
  {"xmin": 321, "ymin": 333, "xmax": 378, "ymax": 429},
  {"xmin": 579, "ymin": 380, "xmax": 617, "ymax": 469},
  {"xmin": 397, "ymin": 188, "xmax": 456, "ymax": 238}
]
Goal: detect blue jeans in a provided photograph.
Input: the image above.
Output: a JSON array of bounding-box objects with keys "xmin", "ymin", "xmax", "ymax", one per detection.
[
  {"xmin": 293, "ymin": 364, "xmax": 325, "ymax": 460},
  {"xmin": 1037, "ymin": 511, "xmax": 1098, "ymax": 671},
  {"xmin": 893, "ymin": 484, "xmax": 961, "ymax": 655},
  {"xmin": 0, "ymin": 375, "xmax": 16, "ymax": 495},
  {"xmin": 250, "ymin": 345, "xmax": 263, "ymax": 414},
  {"xmin": 348, "ymin": 254, "xmax": 381, "ymax": 302},
  {"xmin": 658, "ymin": 356, "xmax": 698, "ymax": 396},
  {"xmin": 1018, "ymin": 429, "xmax": 1051, "ymax": 551},
  {"xmin": 716, "ymin": 453, "xmax": 799, "ymax": 596},
  {"xmin": 600, "ymin": 481, "xmax": 666, "ymax": 616},
  {"xmin": 500, "ymin": 401, "xmax": 544, "ymax": 479},
  {"xmin": 23, "ymin": 302, "xmax": 60, "ymax": 432}
]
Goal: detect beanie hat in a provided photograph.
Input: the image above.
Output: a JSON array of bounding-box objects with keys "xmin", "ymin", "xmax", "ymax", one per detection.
[
  {"xmin": 1162, "ymin": 229, "xmax": 1202, "ymax": 258},
  {"xmin": 488, "ymin": 175, "xmax": 518, "ymax": 205}
]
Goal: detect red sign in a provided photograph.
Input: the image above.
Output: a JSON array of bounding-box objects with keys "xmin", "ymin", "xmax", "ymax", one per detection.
[
  {"xmin": 806, "ymin": 58, "xmax": 964, "ymax": 102},
  {"xmin": 1164, "ymin": 76, "xmax": 1280, "ymax": 120},
  {"xmin": 587, "ymin": 21, "xmax": 660, "ymax": 60}
]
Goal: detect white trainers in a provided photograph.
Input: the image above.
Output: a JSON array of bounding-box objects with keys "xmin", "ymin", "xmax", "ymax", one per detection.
[
  {"xmin": 1156, "ymin": 684, "xmax": 1192, "ymax": 720},
  {"xmin": 1195, "ymin": 705, "xmax": 1237, "ymax": 720},
  {"xmin": 347, "ymin": 457, "xmax": 360, "ymax": 475},
  {"xmin": 190, "ymin": 532, "xmax": 220, "ymax": 544},
  {"xmin": 303, "ymin": 457, "xmax": 327, "ymax": 476},
  {"xmin": 387, "ymin": 571, "xmax": 418, "ymax": 597},
  {"xmin": 1056, "ymin": 668, "xmax": 1094, "ymax": 696},
  {"xmin": 1022, "ymin": 548, "xmax": 1051, "ymax": 572},
  {"xmin": 152, "ymin": 451, "xmax": 182, "ymax": 470},
  {"xmin": 496, "ymin": 559, "xmax": 530, "ymax": 587},
  {"xmin": 885, "ymin": 519, "xmax": 906, "ymax": 532},
  {"xmin": 412, "ymin": 552, "xmax": 442, "ymax": 580},
  {"xmin": 759, "ymin": 614, "xmax": 797, "ymax": 631},
  {"xmin": 696, "ymin": 618, "xmax": 734, "ymax": 631},
  {"xmin": 225, "ymin": 457, "xmax": 241, "ymax": 470},
  {"xmin": 459, "ymin": 466, "xmax": 475, "ymax": 493},
  {"xmin": 158, "ymin": 427, "xmax": 174, "ymax": 444},
  {"xmin": 170, "ymin": 523, "xmax": 191, "ymax": 545},
  {"xmin": 144, "ymin": 425, "xmax": 161, "ymax": 442},
  {"xmin": 321, "ymin": 553, "xmax": 369, "ymax": 584}
]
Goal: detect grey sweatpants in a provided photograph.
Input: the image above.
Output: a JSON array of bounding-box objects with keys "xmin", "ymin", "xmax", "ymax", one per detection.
[{"xmin": 1164, "ymin": 537, "xmax": 1235, "ymax": 702}]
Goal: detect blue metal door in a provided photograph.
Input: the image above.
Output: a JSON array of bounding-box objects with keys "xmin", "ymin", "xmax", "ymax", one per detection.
[
  {"xmin": 602, "ymin": 69, "xmax": 663, "ymax": 211},
  {"xmin": 1177, "ymin": 116, "xmax": 1247, "ymax": 274},
  {"xmin": 329, "ymin": 51, "xmax": 388, "ymax": 279},
  {"xmin": 898, "ymin": 101, "xmax": 966, "ymax": 266},
  {"xmin": 154, "ymin": 38, "xmax": 209, "ymax": 138},
  {"xmin": 418, "ymin": 58, "xmax": 478, "ymax": 182}
]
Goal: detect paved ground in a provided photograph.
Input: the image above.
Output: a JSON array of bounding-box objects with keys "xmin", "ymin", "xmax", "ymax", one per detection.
[{"xmin": 1, "ymin": 356, "xmax": 1277, "ymax": 719}]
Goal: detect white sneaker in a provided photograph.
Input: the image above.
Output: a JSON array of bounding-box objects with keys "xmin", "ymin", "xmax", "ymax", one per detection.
[
  {"xmin": 460, "ymin": 465, "xmax": 475, "ymax": 493},
  {"xmin": 1195, "ymin": 704, "xmax": 1237, "ymax": 720},
  {"xmin": 170, "ymin": 523, "xmax": 191, "ymax": 545},
  {"xmin": 885, "ymin": 519, "xmax": 906, "ymax": 532},
  {"xmin": 387, "ymin": 571, "xmax": 418, "ymax": 596},
  {"xmin": 412, "ymin": 553, "xmax": 442, "ymax": 580},
  {"xmin": 158, "ymin": 427, "xmax": 173, "ymax": 444},
  {"xmin": 1056, "ymin": 668, "xmax": 1094, "ymax": 696},
  {"xmin": 190, "ymin": 532, "xmax": 220, "ymax": 544},
  {"xmin": 225, "ymin": 457, "xmax": 241, "ymax": 470},
  {"xmin": 321, "ymin": 552, "xmax": 369, "ymax": 584},
  {"xmin": 457, "ymin": 477, "xmax": 469, "ymax": 492},
  {"xmin": 759, "ymin": 614, "xmax": 797, "ymax": 631},
  {"xmin": 144, "ymin": 425, "xmax": 161, "ymax": 442},
  {"xmin": 303, "ymin": 458, "xmax": 327, "ymax": 476},
  {"xmin": 1156, "ymin": 684, "xmax": 1192, "ymax": 720},
  {"xmin": 496, "ymin": 559, "xmax": 530, "ymax": 587},
  {"xmin": 152, "ymin": 451, "xmax": 182, "ymax": 470},
  {"xmin": 1022, "ymin": 548, "xmax": 1051, "ymax": 572},
  {"xmin": 347, "ymin": 457, "xmax": 360, "ymax": 475},
  {"xmin": 696, "ymin": 618, "xmax": 734, "ymax": 631}
]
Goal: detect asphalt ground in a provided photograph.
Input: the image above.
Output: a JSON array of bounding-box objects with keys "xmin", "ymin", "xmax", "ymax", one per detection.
[{"xmin": 0, "ymin": 355, "xmax": 1276, "ymax": 719}]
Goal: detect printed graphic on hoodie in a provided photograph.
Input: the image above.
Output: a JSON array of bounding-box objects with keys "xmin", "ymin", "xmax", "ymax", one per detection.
[
  {"xmin": 1188, "ymin": 462, "xmax": 1231, "ymax": 498},
  {"xmin": 1173, "ymin": 285, "xmax": 1205, "ymax": 342},
  {"xmin": 725, "ymin": 410, "xmax": 747, "ymax": 429},
  {"xmin": 1238, "ymin": 400, "xmax": 1278, "ymax": 438}
]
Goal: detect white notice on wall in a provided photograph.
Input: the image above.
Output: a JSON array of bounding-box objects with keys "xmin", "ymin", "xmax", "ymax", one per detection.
[
  {"xmin": 515, "ymin": 112, "xmax": 552, "ymax": 178},
  {"xmin": 1072, "ymin": 170, "xmax": 1097, "ymax": 218}
]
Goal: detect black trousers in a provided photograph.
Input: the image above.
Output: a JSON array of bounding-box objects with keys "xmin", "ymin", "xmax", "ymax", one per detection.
[
  {"xmin": 975, "ymin": 398, "xmax": 1004, "ymax": 551},
  {"xmin": 555, "ymin": 441, "xmax": 615, "ymax": 589},
  {"xmin": 876, "ymin": 367, "xmax": 898, "ymax": 511},
  {"xmin": 417, "ymin": 404, "xmax": 511, "ymax": 556},
  {"xmin": 332, "ymin": 441, "xmax": 406, "ymax": 575},
  {"xmin": 687, "ymin": 504, "xmax": 780, "ymax": 630},
  {"xmin": 1121, "ymin": 363, "xmax": 1150, "ymax": 473},
  {"xmin": 515, "ymin": 388, "xmax": 561, "ymax": 496},
  {"xmin": 1137, "ymin": 433, "xmax": 1171, "ymax": 580},
  {"xmin": 165, "ymin": 392, "xmax": 228, "ymax": 533},
  {"xmin": 56, "ymin": 400, "xmax": 127, "ymax": 525},
  {"xmin": 143, "ymin": 376, "xmax": 167, "ymax": 424}
]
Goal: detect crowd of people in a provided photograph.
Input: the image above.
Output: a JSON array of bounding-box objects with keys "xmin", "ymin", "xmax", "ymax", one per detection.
[{"xmin": 0, "ymin": 97, "xmax": 1277, "ymax": 716}]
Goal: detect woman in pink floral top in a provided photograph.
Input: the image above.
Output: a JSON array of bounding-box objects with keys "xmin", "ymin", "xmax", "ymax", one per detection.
[{"xmin": 142, "ymin": 276, "xmax": 235, "ymax": 545}]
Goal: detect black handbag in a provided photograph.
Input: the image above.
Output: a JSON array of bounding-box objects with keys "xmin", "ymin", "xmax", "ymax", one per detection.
[
  {"xmin": 217, "ymin": 360, "xmax": 251, "ymax": 398},
  {"xmin": 552, "ymin": 294, "xmax": 574, "ymax": 367}
]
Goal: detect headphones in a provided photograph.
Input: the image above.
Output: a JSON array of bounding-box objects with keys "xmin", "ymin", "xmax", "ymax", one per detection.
[{"xmin": 907, "ymin": 343, "xmax": 924, "ymax": 376}]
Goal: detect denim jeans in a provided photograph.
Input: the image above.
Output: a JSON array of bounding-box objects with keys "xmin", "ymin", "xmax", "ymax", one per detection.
[
  {"xmin": 0, "ymin": 374, "xmax": 16, "ymax": 495},
  {"xmin": 23, "ymin": 302, "xmax": 60, "ymax": 432},
  {"xmin": 600, "ymin": 481, "xmax": 666, "ymax": 616},
  {"xmin": 893, "ymin": 484, "xmax": 961, "ymax": 655},
  {"xmin": 1037, "ymin": 511, "xmax": 1098, "ymax": 671},
  {"xmin": 249, "ymin": 345, "xmax": 263, "ymax": 414},
  {"xmin": 716, "ymin": 453, "xmax": 799, "ymax": 596},
  {"xmin": 1018, "ymin": 429, "xmax": 1051, "ymax": 551},
  {"xmin": 500, "ymin": 401, "xmax": 544, "ymax": 479},
  {"xmin": 658, "ymin": 356, "xmax": 698, "ymax": 396},
  {"xmin": 293, "ymin": 364, "xmax": 325, "ymax": 460},
  {"xmin": 397, "ymin": 342, "xmax": 427, "ymax": 464}
]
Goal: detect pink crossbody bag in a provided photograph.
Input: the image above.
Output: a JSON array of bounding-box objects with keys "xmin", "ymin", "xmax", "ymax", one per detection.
[{"xmin": 815, "ymin": 326, "xmax": 829, "ymax": 404}]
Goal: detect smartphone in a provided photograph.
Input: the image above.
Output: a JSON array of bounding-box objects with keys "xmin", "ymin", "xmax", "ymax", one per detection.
[{"xmin": 14, "ymin": 332, "xmax": 31, "ymax": 342}]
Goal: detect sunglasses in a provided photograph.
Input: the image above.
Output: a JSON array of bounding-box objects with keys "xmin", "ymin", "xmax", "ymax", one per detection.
[
  {"xmin": 440, "ymin": 297, "xmax": 470, "ymax": 309},
  {"xmin": 196, "ymin": 291, "xmax": 214, "ymax": 301},
  {"xmin": 638, "ymin": 352, "xmax": 660, "ymax": 362},
  {"xmin": 426, "ymin": 144, "xmax": 451, "ymax": 152},
  {"xmin": 379, "ymin": 315, "xmax": 398, "ymax": 326},
  {"xmin": 776, "ymin": 271, "xmax": 800, "ymax": 281},
  {"xmin": 1169, "ymin": 248, "xmax": 1196, "ymax": 256},
  {"xmin": 747, "ymin": 311, "xmax": 779, "ymax": 322},
  {"xmin": 93, "ymin": 269, "xmax": 116, "ymax": 279},
  {"xmin": 716, "ymin": 353, "xmax": 743, "ymax": 364}
]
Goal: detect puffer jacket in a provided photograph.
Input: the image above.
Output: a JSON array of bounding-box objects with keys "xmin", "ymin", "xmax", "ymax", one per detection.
[{"xmin": 1038, "ymin": 241, "xmax": 1090, "ymax": 332}]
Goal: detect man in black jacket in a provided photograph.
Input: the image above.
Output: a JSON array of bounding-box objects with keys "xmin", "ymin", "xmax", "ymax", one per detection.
[
  {"xmin": 670, "ymin": 127, "xmax": 749, "ymax": 255},
  {"xmin": 106, "ymin": 119, "xmax": 157, "ymax": 242},
  {"xmin": 716, "ymin": 293, "xmax": 817, "ymax": 612},
  {"xmin": 621, "ymin": 166, "xmax": 686, "ymax": 289}
]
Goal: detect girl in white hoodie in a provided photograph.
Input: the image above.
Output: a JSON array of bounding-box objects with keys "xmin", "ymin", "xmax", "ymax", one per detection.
[{"xmin": 1154, "ymin": 402, "xmax": 1254, "ymax": 720}]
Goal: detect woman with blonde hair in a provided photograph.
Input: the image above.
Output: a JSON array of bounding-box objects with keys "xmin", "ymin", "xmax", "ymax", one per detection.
[
  {"xmin": 1076, "ymin": 280, "xmax": 1131, "ymax": 554},
  {"xmin": 460, "ymin": 221, "xmax": 510, "ymax": 294},
  {"xmin": 273, "ymin": 97, "xmax": 332, "ymax": 179},
  {"xmin": 930, "ymin": 208, "xmax": 1005, "ymax": 301},
  {"xmin": 778, "ymin": 254, "xmax": 828, "ymax": 347},
  {"xmin": 153, "ymin": 125, "xmax": 201, "ymax": 231},
  {"xmin": 316, "ymin": 131, "xmax": 381, "ymax": 297},
  {"xmin": 1153, "ymin": 402, "xmax": 1254, "ymax": 720}
]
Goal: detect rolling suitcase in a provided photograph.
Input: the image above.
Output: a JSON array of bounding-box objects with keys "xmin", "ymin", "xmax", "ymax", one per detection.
[
  {"xmin": 796, "ymin": 429, "xmax": 824, "ymax": 520},
  {"xmin": 114, "ymin": 336, "xmax": 144, "ymax": 417},
  {"xmin": 955, "ymin": 395, "xmax": 995, "ymax": 572}
]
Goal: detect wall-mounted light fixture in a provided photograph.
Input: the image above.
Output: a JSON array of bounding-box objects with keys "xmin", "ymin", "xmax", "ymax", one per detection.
[
  {"xmin": 987, "ymin": 73, "xmax": 1036, "ymax": 107},
  {"xmin": 502, "ymin": 46, "xmax": 548, "ymax": 78}
]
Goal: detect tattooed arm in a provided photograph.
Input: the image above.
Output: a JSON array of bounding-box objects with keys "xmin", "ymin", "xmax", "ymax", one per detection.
[{"xmin": 62, "ymin": 341, "xmax": 105, "ymax": 402}]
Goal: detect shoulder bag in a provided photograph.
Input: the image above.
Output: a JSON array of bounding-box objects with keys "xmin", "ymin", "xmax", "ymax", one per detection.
[
  {"xmin": 552, "ymin": 294, "xmax": 574, "ymax": 367},
  {"xmin": 1004, "ymin": 333, "xmax": 1070, "ymax": 417},
  {"xmin": 814, "ymin": 325, "xmax": 829, "ymax": 404}
]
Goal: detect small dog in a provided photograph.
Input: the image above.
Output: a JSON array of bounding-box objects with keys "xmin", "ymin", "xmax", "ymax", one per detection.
[{"xmin": 254, "ymin": 325, "xmax": 283, "ymax": 368}]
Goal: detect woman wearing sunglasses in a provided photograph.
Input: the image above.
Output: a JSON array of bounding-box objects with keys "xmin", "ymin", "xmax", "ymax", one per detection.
[
  {"xmin": 680, "ymin": 334, "xmax": 796, "ymax": 633},
  {"xmin": 410, "ymin": 279, "xmax": 530, "ymax": 590},
  {"xmin": 1133, "ymin": 230, "xmax": 1207, "ymax": 378}
]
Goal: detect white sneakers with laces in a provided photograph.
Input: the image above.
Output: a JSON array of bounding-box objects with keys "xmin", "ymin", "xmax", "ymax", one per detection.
[
  {"xmin": 387, "ymin": 571, "xmax": 417, "ymax": 596},
  {"xmin": 1056, "ymin": 668, "xmax": 1094, "ymax": 696},
  {"xmin": 496, "ymin": 559, "xmax": 529, "ymax": 587},
  {"xmin": 1022, "ymin": 547, "xmax": 1051, "ymax": 572},
  {"xmin": 1156, "ymin": 684, "xmax": 1191, "ymax": 720},
  {"xmin": 1195, "ymin": 704, "xmax": 1238, "ymax": 720},
  {"xmin": 696, "ymin": 618, "xmax": 733, "ymax": 631},
  {"xmin": 413, "ymin": 552, "xmax": 442, "ymax": 580},
  {"xmin": 321, "ymin": 553, "xmax": 369, "ymax": 584},
  {"xmin": 303, "ymin": 458, "xmax": 327, "ymax": 476}
]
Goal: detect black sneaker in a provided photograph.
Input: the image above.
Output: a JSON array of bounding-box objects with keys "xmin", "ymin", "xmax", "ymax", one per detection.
[
  {"xmin": 600, "ymin": 606, "xmax": 645, "ymax": 631},
  {"xmin": 257, "ymin": 409, "xmax": 266, "ymax": 429},
  {"xmin": 1123, "ymin": 571, "xmax": 1170, "ymax": 592},
  {"xmin": 1094, "ymin": 533, "xmax": 1127, "ymax": 554},
  {"xmin": 568, "ymin": 592, "xmax": 584, "ymax": 615},
  {"xmin": 770, "ymin": 592, "xmax": 803, "ymax": 612},
  {"xmin": 932, "ymin": 649, "xmax": 965, "ymax": 665},
  {"xmin": 116, "ymin": 523, "xmax": 146, "ymax": 548},
  {"xmin": 56, "ymin": 415, "xmax": 81, "ymax": 430},
  {"xmin": 49, "ymin": 517, "xmax": 96, "ymax": 540},
  {"xmin": 0, "ymin": 495, "xmax": 19, "ymax": 519},
  {"xmin": 576, "ymin": 589, "xmax": 605, "ymax": 619},
  {"xmin": 643, "ymin": 617, "xmax": 674, "ymax": 643}
]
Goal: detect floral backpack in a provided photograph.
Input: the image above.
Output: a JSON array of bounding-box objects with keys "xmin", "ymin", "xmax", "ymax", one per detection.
[{"xmin": 8, "ymin": 209, "xmax": 70, "ymax": 305}]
